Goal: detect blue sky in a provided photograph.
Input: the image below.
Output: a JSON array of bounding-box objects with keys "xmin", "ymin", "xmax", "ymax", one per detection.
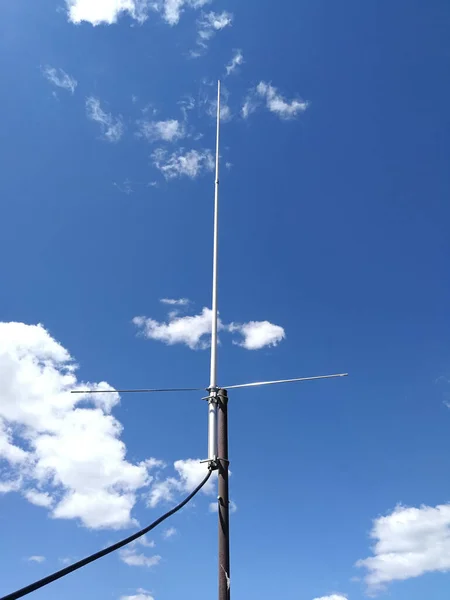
[{"xmin": 1, "ymin": 1, "xmax": 450, "ymax": 600}]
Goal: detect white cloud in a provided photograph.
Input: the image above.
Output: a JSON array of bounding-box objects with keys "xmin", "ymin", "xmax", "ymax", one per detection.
[
  {"xmin": 196, "ymin": 10, "xmax": 232, "ymax": 49},
  {"xmin": 28, "ymin": 556, "xmax": 46, "ymax": 563},
  {"xmin": 148, "ymin": 459, "xmax": 215, "ymax": 508},
  {"xmin": 86, "ymin": 97, "xmax": 124, "ymax": 142},
  {"xmin": 242, "ymin": 82, "xmax": 308, "ymax": 120},
  {"xmin": 42, "ymin": 66, "xmax": 77, "ymax": 94},
  {"xmin": 202, "ymin": 10, "xmax": 232, "ymax": 31},
  {"xmin": 241, "ymin": 95, "xmax": 258, "ymax": 119},
  {"xmin": 67, "ymin": 0, "xmax": 215, "ymax": 28},
  {"xmin": 162, "ymin": 526, "xmax": 177, "ymax": 539},
  {"xmin": 0, "ymin": 478, "xmax": 22, "ymax": 493},
  {"xmin": 209, "ymin": 500, "xmax": 237, "ymax": 513},
  {"xmin": 133, "ymin": 308, "xmax": 217, "ymax": 349},
  {"xmin": 120, "ymin": 589, "xmax": 155, "ymax": 600},
  {"xmin": 229, "ymin": 321, "xmax": 285, "ymax": 350},
  {"xmin": 118, "ymin": 535, "xmax": 157, "ymax": 566},
  {"xmin": 66, "ymin": 0, "xmax": 150, "ymax": 26},
  {"xmin": 160, "ymin": 298, "xmax": 190, "ymax": 306},
  {"xmin": 52, "ymin": 488, "xmax": 138, "ymax": 528},
  {"xmin": 0, "ymin": 420, "xmax": 28, "ymax": 464},
  {"xmin": 119, "ymin": 547, "xmax": 161, "ymax": 568},
  {"xmin": 256, "ymin": 82, "xmax": 308, "ymax": 120},
  {"xmin": 356, "ymin": 503, "xmax": 450, "ymax": 592},
  {"xmin": 225, "ymin": 50, "xmax": 243, "ymax": 76},
  {"xmin": 147, "ymin": 477, "xmax": 177, "ymax": 508},
  {"xmin": 24, "ymin": 489, "xmax": 54, "ymax": 508},
  {"xmin": 138, "ymin": 119, "xmax": 185, "ymax": 142},
  {"xmin": 313, "ymin": 596, "xmax": 347, "ymax": 600},
  {"xmin": 174, "ymin": 458, "xmax": 214, "ymax": 493},
  {"xmin": 220, "ymin": 103, "xmax": 232, "ymax": 122},
  {"xmin": 139, "ymin": 535, "xmax": 156, "ymax": 547},
  {"xmin": 179, "ymin": 95, "xmax": 196, "ymax": 121},
  {"xmin": 151, "ymin": 148, "xmax": 214, "ymax": 180},
  {"xmin": 207, "ymin": 90, "xmax": 232, "ymax": 122},
  {"xmin": 0, "ymin": 321, "xmax": 160, "ymax": 530},
  {"xmin": 143, "ymin": 459, "xmax": 166, "ymax": 471},
  {"xmin": 152, "ymin": 0, "xmax": 210, "ymax": 26},
  {"xmin": 134, "ymin": 307, "xmax": 285, "ymax": 351}
]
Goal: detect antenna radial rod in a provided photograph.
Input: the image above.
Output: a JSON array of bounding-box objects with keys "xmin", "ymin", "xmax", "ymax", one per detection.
[{"xmin": 224, "ymin": 373, "xmax": 348, "ymax": 390}]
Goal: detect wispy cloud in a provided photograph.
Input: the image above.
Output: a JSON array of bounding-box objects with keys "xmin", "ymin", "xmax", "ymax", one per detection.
[
  {"xmin": 314, "ymin": 594, "xmax": 347, "ymax": 600},
  {"xmin": 313, "ymin": 596, "xmax": 347, "ymax": 600},
  {"xmin": 152, "ymin": 0, "xmax": 210, "ymax": 26},
  {"xmin": 198, "ymin": 79, "xmax": 232, "ymax": 121},
  {"xmin": 143, "ymin": 458, "xmax": 166, "ymax": 470},
  {"xmin": 113, "ymin": 179, "xmax": 134, "ymax": 196},
  {"xmin": 66, "ymin": 0, "xmax": 150, "ymax": 26},
  {"xmin": 86, "ymin": 97, "xmax": 124, "ymax": 142},
  {"xmin": 256, "ymin": 82, "xmax": 308, "ymax": 119},
  {"xmin": 241, "ymin": 95, "xmax": 259, "ymax": 120},
  {"xmin": 134, "ymin": 306, "xmax": 285, "ymax": 351},
  {"xmin": 151, "ymin": 148, "xmax": 214, "ymax": 179},
  {"xmin": 113, "ymin": 179, "xmax": 157, "ymax": 195},
  {"xmin": 162, "ymin": 526, "xmax": 177, "ymax": 539},
  {"xmin": 119, "ymin": 547, "xmax": 161, "ymax": 568},
  {"xmin": 160, "ymin": 298, "xmax": 190, "ymax": 306},
  {"xmin": 225, "ymin": 50, "xmax": 243, "ymax": 76},
  {"xmin": 28, "ymin": 556, "xmax": 46, "ymax": 564},
  {"xmin": 0, "ymin": 478, "xmax": 22, "ymax": 494},
  {"xmin": 178, "ymin": 95, "xmax": 196, "ymax": 121},
  {"xmin": 137, "ymin": 119, "xmax": 185, "ymax": 142},
  {"xmin": 118, "ymin": 535, "xmax": 157, "ymax": 567},
  {"xmin": 42, "ymin": 66, "xmax": 77, "ymax": 94},
  {"xmin": 356, "ymin": 503, "xmax": 450, "ymax": 592},
  {"xmin": 120, "ymin": 589, "xmax": 155, "ymax": 600},
  {"xmin": 118, "ymin": 531, "xmax": 159, "ymax": 567},
  {"xmin": 138, "ymin": 535, "xmax": 155, "ymax": 548},
  {"xmin": 24, "ymin": 489, "xmax": 54, "ymax": 508},
  {"xmin": 194, "ymin": 11, "xmax": 233, "ymax": 54},
  {"xmin": 0, "ymin": 420, "xmax": 28, "ymax": 464},
  {"xmin": 207, "ymin": 88, "xmax": 232, "ymax": 122},
  {"xmin": 242, "ymin": 82, "xmax": 308, "ymax": 120},
  {"xmin": 147, "ymin": 478, "xmax": 175, "ymax": 508}
]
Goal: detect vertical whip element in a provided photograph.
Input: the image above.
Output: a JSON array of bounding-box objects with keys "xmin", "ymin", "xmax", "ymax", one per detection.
[{"xmin": 208, "ymin": 80, "xmax": 221, "ymax": 462}]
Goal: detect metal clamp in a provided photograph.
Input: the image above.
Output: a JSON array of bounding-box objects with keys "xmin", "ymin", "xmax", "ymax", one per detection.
[
  {"xmin": 200, "ymin": 458, "xmax": 220, "ymax": 471},
  {"xmin": 202, "ymin": 387, "xmax": 220, "ymax": 402}
]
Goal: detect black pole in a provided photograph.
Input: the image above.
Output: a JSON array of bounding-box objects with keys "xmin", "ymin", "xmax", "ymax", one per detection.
[{"xmin": 217, "ymin": 388, "xmax": 230, "ymax": 600}]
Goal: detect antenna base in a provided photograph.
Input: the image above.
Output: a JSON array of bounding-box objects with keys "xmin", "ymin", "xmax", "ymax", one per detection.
[{"xmin": 203, "ymin": 388, "xmax": 220, "ymax": 402}]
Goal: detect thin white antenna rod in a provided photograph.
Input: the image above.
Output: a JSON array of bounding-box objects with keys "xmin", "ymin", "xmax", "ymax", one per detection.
[
  {"xmin": 210, "ymin": 79, "xmax": 221, "ymax": 390},
  {"xmin": 207, "ymin": 80, "xmax": 221, "ymax": 461}
]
